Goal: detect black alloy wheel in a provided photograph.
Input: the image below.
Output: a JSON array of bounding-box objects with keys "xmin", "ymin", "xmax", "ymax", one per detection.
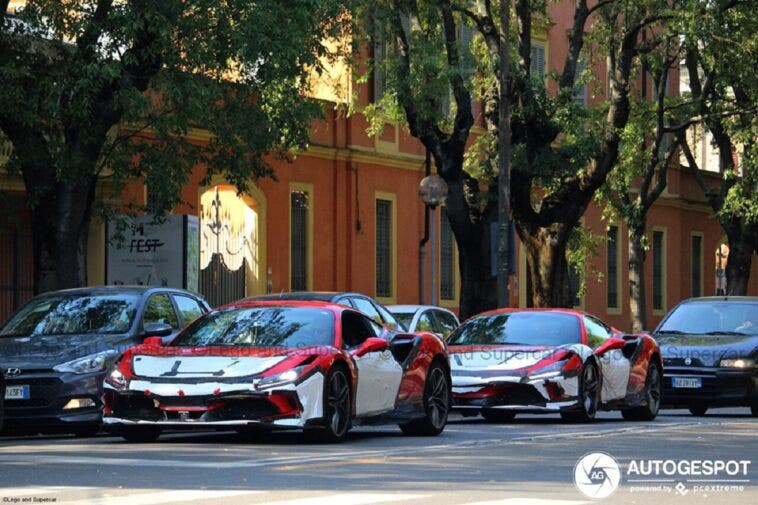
[
  {"xmin": 621, "ymin": 362, "xmax": 662, "ymax": 421},
  {"xmin": 561, "ymin": 362, "xmax": 600, "ymax": 423},
  {"xmin": 308, "ymin": 367, "xmax": 351, "ymax": 443},
  {"xmin": 400, "ymin": 361, "xmax": 451, "ymax": 436}
]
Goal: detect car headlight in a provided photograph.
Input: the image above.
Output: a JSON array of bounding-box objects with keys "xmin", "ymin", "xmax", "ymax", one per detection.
[
  {"xmin": 719, "ymin": 358, "xmax": 756, "ymax": 369},
  {"xmin": 105, "ymin": 366, "xmax": 128, "ymax": 389},
  {"xmin": 53, "ymin": 350, "xmax": 118, "ymax": 374},
  {"xmin": 529, "ymin": 369, "xmax": 563, "ymax": 381},
  {"xmin": 256, "ymin": 365, "xmax": 308, "ymax": 390}
]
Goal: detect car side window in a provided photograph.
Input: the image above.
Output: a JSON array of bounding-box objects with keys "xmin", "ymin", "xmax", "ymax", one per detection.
[
  {"xmin": 584, "ymin": 315, "xmax": 612, "ymax": 348},
  {"xmin": 434, "ymin": 311, "xmax": 459, "ymax": 338},
  {"xmin": 351, "ymin": 297, "xmax": 383, "ymax": 325},
  {"xmin": 416, "ymin": 311, "xmax": 436, "ymax": 333},
  {"xmin": 142, "ymin": 294, "xmax": 180, "ymax": 329},
  {"xmin": 374, "ymin": 302, "xmax": 402, "ymax": 330},
  {"xmin": 341, "ymin": 311, "xmax": 378, "ymax": 349},
  {"xmin": 173, "ymin": 295, "xmax": 204, "ymax": 326}
]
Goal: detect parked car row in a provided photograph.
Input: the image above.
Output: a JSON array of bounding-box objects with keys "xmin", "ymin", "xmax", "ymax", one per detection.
[{"xmin": 1, "ymin": 288, "xmax": 756, "ymax": 442}]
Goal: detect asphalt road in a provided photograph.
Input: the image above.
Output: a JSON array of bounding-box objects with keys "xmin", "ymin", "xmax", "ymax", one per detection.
[{"xmin": 0, "ymin": 408, "xmax": 756, "ymax": 505}]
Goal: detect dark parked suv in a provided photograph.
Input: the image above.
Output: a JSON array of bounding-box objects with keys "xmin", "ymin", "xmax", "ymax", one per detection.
[
  {"xmin": 0, "ymin": 286, "xmax": 209, "ymax": 435},
  {"xmin": 655, "ymin": 296, "xmax": 758, "ymax": 416}
]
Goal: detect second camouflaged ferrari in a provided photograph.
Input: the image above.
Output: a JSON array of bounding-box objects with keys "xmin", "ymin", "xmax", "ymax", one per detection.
[
  {"xmin": 102, "ymin": 301, "xmax": 451, "ymax": 442},
  {"xmin": 448, "ymin": 309, "xmax": 662, "ymax": 422}
]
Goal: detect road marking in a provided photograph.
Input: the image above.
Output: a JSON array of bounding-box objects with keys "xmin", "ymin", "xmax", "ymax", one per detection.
[
  {"xmin": 55, "ymin": 489, "xmax": 265, "ymax": 505},
  {"xmin": 462, "ymin": 500, "xmax": 588, "ymax": 505},
  {"xmin": 0, "ymin": 486, "xmax": 96, "ymax": 498},
  {"xmin": 0, "ymin": 420, "xmax": 749, "ymax": 471},
  {"xmin": 250, "ymin": 494, "xmax": 425, "ymax": 505}
]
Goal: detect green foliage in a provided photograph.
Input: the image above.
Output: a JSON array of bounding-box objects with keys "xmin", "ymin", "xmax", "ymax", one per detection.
[
  {"xmin": 0, "ymin": 0, "xmax": 350, "ymax": 216},
  {"xmin": 567, "ymin": 225, "xmax": 604, "ymax": 297}
]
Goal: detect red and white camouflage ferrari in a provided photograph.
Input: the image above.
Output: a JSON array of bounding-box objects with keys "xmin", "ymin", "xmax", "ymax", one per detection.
[
  {"xmin": 448, "ymin": 309, "xmax": 662, "ymax": 422},
  {"xmin": 103, "ymin": 301, "xmax": 451, "ymax": 442}
]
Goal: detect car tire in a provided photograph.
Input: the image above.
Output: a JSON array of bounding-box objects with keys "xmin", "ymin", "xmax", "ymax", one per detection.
[
  {"xmin": 399, "ymin": 361, "xmax": 451, "ymax": 436},
  {"xmin": 688, "ymin": 405, "xmax": 708, "ymax": 416},
  {"xmin": 561, "ymin": 361, "xmax": 601, "ymax": 423},
  {"xmin": 72, "ymin": 426, "xmax": 100, "ymax": 438},
  {"xmin": 481, "ymin": 410, "xmax": 516, "ymax": 423},
  {"xmin": 117, "ymin": 427, "xmax": 162, "ymax": 443},
  {"xmin": 306, "ymin": 366, "xmax": 351, "ymax": 443},
  {"xmin": 621, "ymin": 362, "xmax": 662, "ymax": 421}
]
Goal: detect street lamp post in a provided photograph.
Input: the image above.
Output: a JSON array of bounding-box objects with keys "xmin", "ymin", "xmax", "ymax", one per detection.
[{"xmin": 419, "ymin": 175, "xmax": 448, "ymax": 306}]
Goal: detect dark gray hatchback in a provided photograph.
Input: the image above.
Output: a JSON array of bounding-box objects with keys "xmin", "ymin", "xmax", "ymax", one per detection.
[{"xmin": 0, "ymin": 286, "xmax": 209, "ymax": 435}]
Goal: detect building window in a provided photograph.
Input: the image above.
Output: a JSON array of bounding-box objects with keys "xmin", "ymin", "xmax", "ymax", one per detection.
[
  {"xmin": 607, "ymin": 225, "xmax": 619, "ymax": 309},
  {"xmin": 652, "ymin": 229, "xmax": 666, "ymax": 311},
  {"xmin": 373, "ymin": 26, "xmax": 387, "ymax": 102},
  {"xmin": 440, "ymin": 211, "xmax": 455, "ymax": 300},
  {"xmin": 572, "ymin": 59, "xmax": 587, "ymax": 105},
  {"xmin": 375, "ymin": 199, "xmax": 393, "ymax": 298},
  {"xmin": 691, "ymin": 234, "xmax": 702, "ymax": 297},
  {"xmin": 290, "ymin": 190, "xmax": 309, "ymax": 291},
  {"xmin": 531, "ymin": 43, "xmax": 546, "ymax": 80}
]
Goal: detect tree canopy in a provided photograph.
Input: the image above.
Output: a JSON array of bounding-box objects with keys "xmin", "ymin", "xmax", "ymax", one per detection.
[{"xmin": 0, "ymin": 0, "xmax": 349, "ymax": 292}]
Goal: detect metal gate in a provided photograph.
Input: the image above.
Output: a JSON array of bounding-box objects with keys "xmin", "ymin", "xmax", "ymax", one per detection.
[
  {"xmin": 0, "ymin": 228, "xmax": 34, "ymax": 322},
  {"xmin": 200, "ymin": 253, "xmax": 246, "ymax": 308}
]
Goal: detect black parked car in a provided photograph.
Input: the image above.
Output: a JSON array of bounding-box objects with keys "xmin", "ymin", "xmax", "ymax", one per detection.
[
  {"xmin": 0, "ymin": 286, "xmax": 209, "ymax": 436},
  {"xmin": 248, "ymin": 292, "xmax": 406, "ymax": 331},
  {"xmin": 654, "ymin": 296, "xmax": 758, "ymax": 417}
]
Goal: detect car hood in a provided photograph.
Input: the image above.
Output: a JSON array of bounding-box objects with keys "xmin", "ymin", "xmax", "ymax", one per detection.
[
  {"xmin": 655, "ymin": 333, "xmax": 758, "ymax": 367},
  {"xmin": 447, "ymin": 345, "xmax": 555, "ymax": 373},
  {"xmin": 0, "ymin": 333, "xmax": 135, "ymax": 369},
  {"xmin": 127, "ymin": 345, "xmax": 333, "ymax": 379}
]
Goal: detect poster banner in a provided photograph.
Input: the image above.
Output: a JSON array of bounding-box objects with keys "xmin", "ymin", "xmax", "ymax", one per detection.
[{"xmin": 107, "ymin": 215, "xmax": 187, "ymax": 288}]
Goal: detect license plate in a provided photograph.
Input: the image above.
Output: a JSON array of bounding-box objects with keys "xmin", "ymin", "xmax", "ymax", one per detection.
[
  {"xmin": 672, "ymin": 377, "xmax": 702, "ymax": 388},
  {"xmin": 4, "ymin": 385, "xmax": 30, "ymax": 400}
]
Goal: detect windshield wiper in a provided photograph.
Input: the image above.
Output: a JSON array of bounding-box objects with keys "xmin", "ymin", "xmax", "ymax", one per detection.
[
  {"xmin": 656, "ymin": 330, "xmax": 688, "ymax": 335},
  {"xmin": 703, "ymin": 331, "xmax": 749, "ymax": 336}
]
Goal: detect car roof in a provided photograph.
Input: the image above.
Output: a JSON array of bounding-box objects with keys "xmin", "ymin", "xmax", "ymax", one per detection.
[
  {"xmin": 679, "ymin": 296, "xmax": 758, "ymax": 303},
  {"xmin": 474, "ymin": 307, "xmax": 585, "ymax": 319},
  {"xmin": 246, "ymin": 292, "xmax": 367, "ymax": 302},
  {"xmin": 218, "ymin": 299, "xmax": 351, "ymax": 314},
  {"xmin": 33, "ymin": 285, "xmax": 204, "ymax": 298},
  {"xmin": 388, "ymin": 304, "xmax": 455, "ymax": 313}
]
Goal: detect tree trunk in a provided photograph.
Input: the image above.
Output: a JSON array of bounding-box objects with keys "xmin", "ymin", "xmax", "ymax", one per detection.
[
  {"xmin": 457, "ymin": 222, "xmax": 497, "ymax": 320},
  {"xmin": 725, "ymin": 232, "xmax": 754, "ymax": 296},
  {"xmin": 628, "ymin": 226, "xmax": 647, "ymax": 332},
  {"xmin": 520, "ymin": 226, "xmax": 571, "ymax": 307},
  {"xmin": 32, "ymin": 180, "xmax": 96, "ymax": 294}
]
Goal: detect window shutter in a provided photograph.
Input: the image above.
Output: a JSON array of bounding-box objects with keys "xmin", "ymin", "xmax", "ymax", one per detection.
[{"xmin": 530, "ymin": 44, "xmax": 545, "ymax": 79}]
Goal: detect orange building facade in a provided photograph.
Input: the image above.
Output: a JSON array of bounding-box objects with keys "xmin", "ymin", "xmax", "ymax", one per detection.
[{"xmin": 1, "ymin": 4, "xmax": 757, "ymax": 329}]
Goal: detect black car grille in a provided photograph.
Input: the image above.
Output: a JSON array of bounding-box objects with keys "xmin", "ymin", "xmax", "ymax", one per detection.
[
  {"xmin": 663, "ymin": 357, "xmax": 708, "ymax": 367},
  {"xmin": 663, "ymin": 374, "xmax": 753, "ymax": 398},
  {"xmin": 4, "ymin": 377, "xmax": 63, "ymax": 408}
]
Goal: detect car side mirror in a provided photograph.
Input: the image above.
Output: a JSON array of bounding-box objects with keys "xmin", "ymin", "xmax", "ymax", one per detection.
[
  {"xmin": 142, "ymin": 322, "xmax": 173, "ymax": 338},
  {"xmin": 596, "ymin": 337, "xmax": 627, "ymax": 353},
  {"xmin": 352, "ymin": 337, "xmax": 389, "ymax": 357},
  {"xmin": 143, "ymin": 336, "xmax": 164, "ymax": 347}
]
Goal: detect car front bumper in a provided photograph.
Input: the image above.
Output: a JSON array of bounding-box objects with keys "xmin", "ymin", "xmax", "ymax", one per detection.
[
  {"xmin": 103, "ymin": 372, "xmax": 325, "ymax": 430},
  {"xmin": 662, "ymin": 366, "xmax": 758, "ymax": 408},
  {"xmin": 451, "ymin": 373, "xmax": 580, "ymax": 413},
  {"xmin": 2, "ymin": 370, "xmax": 104, "ymax": 431}
]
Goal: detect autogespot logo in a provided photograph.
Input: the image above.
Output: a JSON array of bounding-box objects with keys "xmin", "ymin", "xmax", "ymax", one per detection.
[{"xmin": 574, "ymin": 452, "xmax": 622, "ymax": 499}]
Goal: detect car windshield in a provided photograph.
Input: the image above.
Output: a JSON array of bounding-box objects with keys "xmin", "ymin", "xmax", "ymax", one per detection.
[
  {"xmin": 391, "ymin": 312, "xmax": 414, "ymax": 330},
  {"xmin": 447, "ymin": 312, "xmax": 582, "ymax": 346},
  {"xmin": 657, "ymin": 301, "xmax": 758, "ymax": 335},
  {"xmin": 0, "ymin": 293, "xmax": 140, "ymax": 337},
  {"xmin": 171, "ymin": 306, "xmax": 335, "ymax": 348}
]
